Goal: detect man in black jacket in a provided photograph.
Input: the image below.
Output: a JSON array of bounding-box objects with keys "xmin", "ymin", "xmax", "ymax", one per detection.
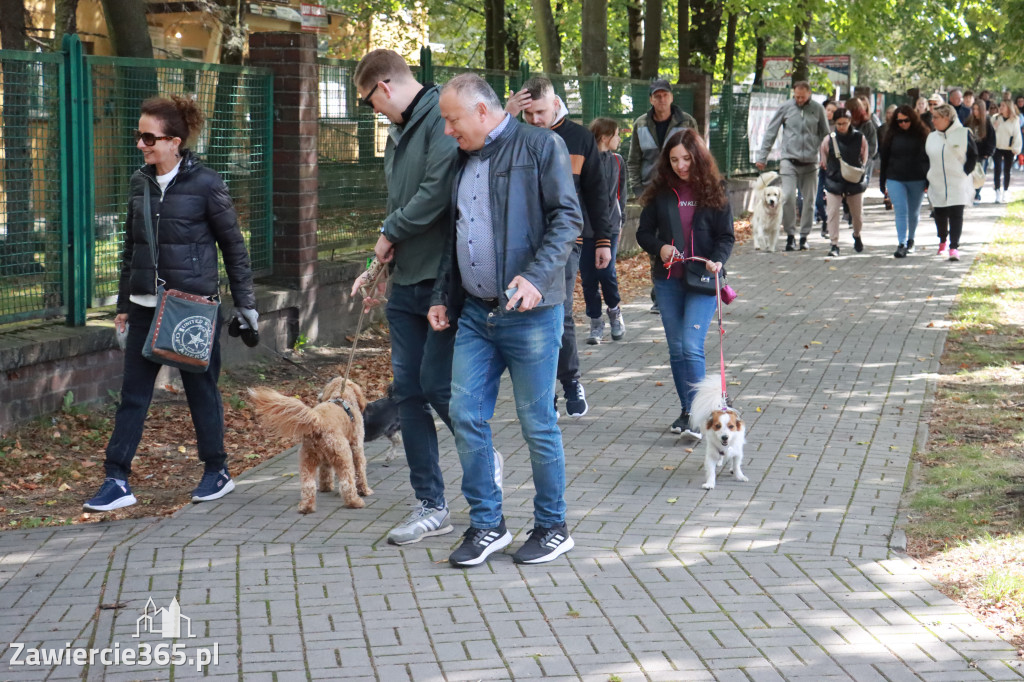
[{"xmin": 505, "ymin": 77, "xmax": 613, "ymax": 418}]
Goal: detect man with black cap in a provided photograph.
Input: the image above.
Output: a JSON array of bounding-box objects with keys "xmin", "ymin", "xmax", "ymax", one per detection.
[
  {"xmin": 627, "ymin": 79, "xmax": 699, "ymax": 197},
  {"xmin": 627, "ymin": 79, "xmax": 698, "ymax": 313}
]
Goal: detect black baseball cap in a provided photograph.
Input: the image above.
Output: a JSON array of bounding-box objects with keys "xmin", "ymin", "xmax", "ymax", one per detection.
[{"xmin": 649, "ymin": 79, "xmax": 672, "ymax": 95}]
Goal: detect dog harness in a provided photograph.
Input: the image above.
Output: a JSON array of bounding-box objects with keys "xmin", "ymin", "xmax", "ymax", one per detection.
[{"xmin": 329, "ymin": 397, "xmax": 356, "ymax": 422}]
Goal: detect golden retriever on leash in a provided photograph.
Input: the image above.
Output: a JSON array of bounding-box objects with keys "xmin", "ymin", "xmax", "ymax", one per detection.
[
  {"xmin": 248, "ymin": 377, "xmax": 373, "ymax": 513},
  {"xmin": 752, "ymin": 171, "xmax": 783, "ymax": 252}
]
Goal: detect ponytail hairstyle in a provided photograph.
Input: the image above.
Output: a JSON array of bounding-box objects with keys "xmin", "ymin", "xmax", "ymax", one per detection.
[{"xmin": 140, "ymin": 95, "xmax": 206, "ymax": 147}]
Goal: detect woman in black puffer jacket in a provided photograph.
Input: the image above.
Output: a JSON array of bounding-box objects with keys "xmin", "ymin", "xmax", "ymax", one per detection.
[
  {"xmin": 880, "ymin": 105, "xmax": 930, "ymax": 258},
  {"xmin": 818, "ymin": 107, "xmax": 868, "ymax": 258},
  {"xmin": 84, "ymin": 96, "xmax": 257, "ymax": 513}
]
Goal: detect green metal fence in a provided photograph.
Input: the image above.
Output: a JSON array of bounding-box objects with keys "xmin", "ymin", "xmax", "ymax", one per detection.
[
  {"xmin": 709, "ymin": 83, "xmax": 790, "ymax": 177},
  {"xmin": 0, "ymin": 50, "xmax": 67, "ymax": 324},
  {"xmin": 0, "ymin": 41, "xmax": 273, "ymax": 325},
  {"xmin": 87, "ymin": 55, "xmax": 274, "ymax": 304}
]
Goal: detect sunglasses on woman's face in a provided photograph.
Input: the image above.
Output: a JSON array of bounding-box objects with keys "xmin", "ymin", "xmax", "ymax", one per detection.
[
  {"xmin": 896, "ymin": 118, "xmax": 911, "ymax": 124},
  {"xmin": 134, "ymin": 130, "xmax": 174, "ymax": 146}
]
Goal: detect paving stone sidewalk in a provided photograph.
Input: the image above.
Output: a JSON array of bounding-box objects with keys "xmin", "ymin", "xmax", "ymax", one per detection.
[{"xmin": 2, "ymin": 192, "xmax": 1023, "ymax": 681}]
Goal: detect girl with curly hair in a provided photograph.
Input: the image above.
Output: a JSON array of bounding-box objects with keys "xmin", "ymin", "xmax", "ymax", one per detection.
[{"xmin": 636, "ymin": 129, "xmax": 734, "ymax": 437}]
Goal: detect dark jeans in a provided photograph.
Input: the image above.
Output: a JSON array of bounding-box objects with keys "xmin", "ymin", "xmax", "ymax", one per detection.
[
  {"xmin": 579, "ymin": 234, "xmax": 621, "ymax": 319},
  {"xmin": 933, "ymin": 205, "xmax": 964, "ymax": 249},
  {"xmin": 814, "ymin": 167, "xmax": 827, "ymax": 222},
  {"xmin": 556, "ymin": 243, "xmax": 582, "ymax": 387},
  {"xmin": 386, "ymin": 282, "xmax": 455, "ymax": 509},
  {"xmin": 994, "ymin": 149, "xmax": 1015, "ymax": 191},
  {"xmin": 104, "ymin": 303, "xmax": 226, "ymax": 480}
]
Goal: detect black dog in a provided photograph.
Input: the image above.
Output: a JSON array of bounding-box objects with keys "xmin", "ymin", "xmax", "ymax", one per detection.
[{"xmin": 363, "ymin": 383, "xmax": 402, "ymax": 464}]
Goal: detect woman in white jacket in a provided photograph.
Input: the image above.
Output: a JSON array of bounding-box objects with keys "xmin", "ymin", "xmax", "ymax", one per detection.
[
  {"xmin": 992, "ymin": 101, "xmax": 1023, "ymax": 203},
  {"xmin": 925, "ymin": 104, "xmax": 978, "ymax": 262}
]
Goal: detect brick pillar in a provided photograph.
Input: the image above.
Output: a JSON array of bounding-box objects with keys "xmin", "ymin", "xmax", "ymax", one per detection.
[{"xmin": 249, "ymin": 32, "xmax": 319, "ymax": 291}]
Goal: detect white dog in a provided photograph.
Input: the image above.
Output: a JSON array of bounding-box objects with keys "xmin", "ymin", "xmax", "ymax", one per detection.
[
  {"xmin": 751, "ymin": 171, "xmax": 783, "ymax": 252},
  {"xmin": 689, "ymin": 376, "xmax": 748, "ymax": 490}
]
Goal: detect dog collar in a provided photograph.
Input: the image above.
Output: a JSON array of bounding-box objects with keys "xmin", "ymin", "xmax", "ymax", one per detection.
[{"xmin": 329, "ymin": 397, "xmax": 356, "ymax": 422}]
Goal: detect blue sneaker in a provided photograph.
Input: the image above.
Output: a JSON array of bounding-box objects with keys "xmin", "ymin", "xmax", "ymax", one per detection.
[
  {"xmin": 83, "ymin": 478, "xmax": 137, "ymax": 512},
  {"xmin": 191, "ymin": 469, "xmax": 235, "ymax": 502}
]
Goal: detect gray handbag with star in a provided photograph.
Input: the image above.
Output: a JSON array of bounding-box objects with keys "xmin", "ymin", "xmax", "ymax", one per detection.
[{"xmin": 139, "ymin": 181, "xmax": 220, "ymax": 373}]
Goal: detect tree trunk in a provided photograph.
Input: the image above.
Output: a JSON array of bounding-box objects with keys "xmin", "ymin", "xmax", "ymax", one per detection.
[
  {"xmin": 677, "ymin": 0, "xmax": 689, "ymax": 73},
  {"xmin": 581, "ymin": 0, "xmax": 608, "ymax": 76},
  {"xmin": 722, "ymin": 11, "xmax": 738, "ymax": 82},
  {"xmin": 752, "ymin": 21, "xmax": 767, "ymax": 86},
  {"xmin": 101, "ymin": 0, "xmax": 154, "ymax": 58},
  {"xmin": 627, "ymin": 0, "xmax": 643, "ymax": 79},
  {"xmin": 0, "ymin": 0, "xmax": 37, "ymax": 274},
  {"xmin": 481, "ymin": 0, "xmax": 493, "ymax": 69},
  {"xmin": 492, "ymin": 0, "xmax": 507, "ymax": 71},
  {"xmin": 641, "ymin": 0, "xmax": 661, "ymax": 79},
  {"xmin": 689, "ymin": 0, "xmax": 723, "ymax": 75},
  {"xmin": 53, "ymin": 0, "xmax": 79, "ymax": 48},
  {"xmin": 506, "ymin": 7, "xmax": 521, "ymax": 72},
  {"xmin": 792, "ymin": 15, "xmax": 810, "ymax": 84},
  {"xmin": 531, "ymin": 0, "xmax": 562, "ymax": 73}
]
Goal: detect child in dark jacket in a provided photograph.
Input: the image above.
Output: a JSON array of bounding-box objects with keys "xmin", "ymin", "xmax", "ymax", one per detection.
[{"xmin": 584, "ymin": 118, "xmax": 628, "ymax": 345}]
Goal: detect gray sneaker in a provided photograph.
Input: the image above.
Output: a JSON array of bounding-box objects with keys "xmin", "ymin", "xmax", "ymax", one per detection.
[
  {"xmin": 387, "ymin": 501, "xmax": 454, "ymax": 545},
  {"xmin": 607, "ymin": 306, "xmax": 625, "ymax": 340},
  {"xmin": 586, "ymin": 318, "xmax": 605, "ymax": 345}
]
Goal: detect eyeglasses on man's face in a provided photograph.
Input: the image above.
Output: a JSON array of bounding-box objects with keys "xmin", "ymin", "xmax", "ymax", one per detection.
[
  {"xmin": 360, "ymin": 79, "xmax": 390, "ymax": 108},
  {"xmin": 134, "ymin": 130, "xmax": 174, "ymax": 146}
]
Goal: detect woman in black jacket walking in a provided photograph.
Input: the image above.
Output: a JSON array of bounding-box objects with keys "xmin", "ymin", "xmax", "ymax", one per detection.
[
  {"xmin": 84, "ymin": 96, "xmax": 257, "ymax": 512},
  {"xmin": 880, "ymin": 105, "xmax": 930, "ymax": 257},
  {"xmin": 636, "ymin": 129, "xmax": 734, "ymax": 437},
  {"xmin": 819, "ymin": 108, "xmax": 868, "ymax": 257}
]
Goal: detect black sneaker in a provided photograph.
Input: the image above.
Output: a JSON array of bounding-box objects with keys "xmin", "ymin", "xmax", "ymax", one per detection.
[
  {"xmin": 512, "ymin": 523, "xmax": 575, "ymax": 564},
  {"xmin": 670, "ymin": 411, "xmax": 688, "ymax": 434},
  {"xmin": 906, "ymin": 239, "xmax": 915, "ymax": 253},
  {"xmin": 649, "ymin": 302, "xmax": 660, "ymax": 314},
  {"xmin": 449, "ymin": 520, "xmax": 512, "ymax": 567},
  {"xmin": 894, "ymin": 244, "xmax": 908, "ymax": 258},
  {"xmin": 853, "ymin": 236, "xmax": 863, "ymax": 253},
  {"xmin": 564, "ymin": 381, "xmax": 588, "ymax": 417},
  {"xmin": 799, "ymin": 236, "xmax": 808, "ymax": 250},
  {"xmin": 828, "ymin": 244, "xmax": 840, "ymax": 258},
  {"xmin": 785, "ymin": 235, "xmax": 796, "ymax": 251}
]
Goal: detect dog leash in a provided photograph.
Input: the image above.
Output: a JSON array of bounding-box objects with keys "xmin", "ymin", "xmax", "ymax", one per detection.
[{"xmin": 341, "ymin": 262, "xmax": 390, "ymax": 393}]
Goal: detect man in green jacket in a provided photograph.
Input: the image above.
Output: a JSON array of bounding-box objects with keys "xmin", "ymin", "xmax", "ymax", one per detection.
[{"xmin": 352, "ymin": 50, "xmax": 462, "ymax": 546}]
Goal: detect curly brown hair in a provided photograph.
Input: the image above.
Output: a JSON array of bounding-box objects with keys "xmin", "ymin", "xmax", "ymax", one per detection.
[
  {"xmin": 639, "ymin": 129, "xmax": 726, "ymax": 209},
  {"xmin": 140, "ymin": 95, "xmax": 205, "ymax": 145}
]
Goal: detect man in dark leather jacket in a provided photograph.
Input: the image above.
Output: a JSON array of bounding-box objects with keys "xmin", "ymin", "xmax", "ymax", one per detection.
[{"xmin": 429, "ymin": 74, "xmax": 581, "ymax": 568}]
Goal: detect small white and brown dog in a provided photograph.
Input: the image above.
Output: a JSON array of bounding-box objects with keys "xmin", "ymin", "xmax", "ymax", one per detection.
[
  {"xmin": 689, "ymin": 376, "xmax": 748, "ymax": 490},
  {"xmin": 751, "ymin": 171, "xmax": 783, "ymax": 252}
]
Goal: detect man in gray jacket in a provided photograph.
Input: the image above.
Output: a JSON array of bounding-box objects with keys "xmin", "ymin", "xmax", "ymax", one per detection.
[
  {"xmin": 352, "ymin": 50, "xmax": 460, "ymax": 546},
  {"xmin": 429, "ymin": 74, "xmax": 581, "ymax": 568},
  {"xmin": 627, "ymin": 79, "xmax": 699, "ymax": 197},
  {"xmin": 756, "ymin": 81, "xmax": 830, "ymax": 251}
]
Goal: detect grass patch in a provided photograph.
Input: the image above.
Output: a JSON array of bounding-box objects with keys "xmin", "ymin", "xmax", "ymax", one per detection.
[{"xmin": 904, "ymin": 197, "xmax": 1024, "ymax": 646}]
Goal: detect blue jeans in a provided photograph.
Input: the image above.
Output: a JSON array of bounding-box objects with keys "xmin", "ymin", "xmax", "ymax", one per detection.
[
  {"xmin": 104, "ymin": 303, "xmax": 226, "ymax": 480},
  {"xmin": 450, "ymin": 298, "xmax": 565, "ymax": 528},
  {"xmin": 579, "ymin": 234, "xmax": 621, "ymax": 319},
  {"xmin": 887, "ymin": 179, "xmax": 926, "ymax": 246},
  {"xmin": 386, "ymin": 282, "xmax": 455, "ymax": 509},
  {"xmin": 652, "ymin": 279, "xmax": 719, "ymax": 413}
]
